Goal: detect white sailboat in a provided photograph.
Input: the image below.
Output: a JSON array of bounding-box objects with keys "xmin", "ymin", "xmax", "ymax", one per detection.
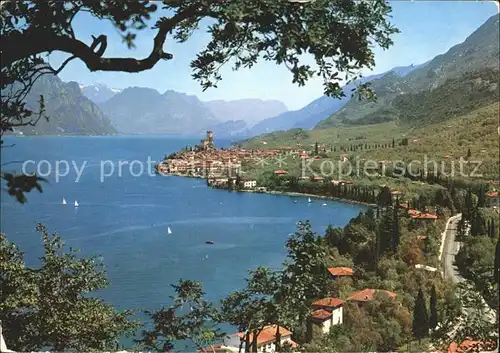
[
  {"xmin": 308, "ymin": 197, "xmax": 312, "ymax": 203},
  {"xmin": 74, "ymin": 200, "xmax": 79, "ymax": 207},
  {"xmin": 62, "ymin": 198, "xmax": 67, "ymax": 205},
  {"xmin": 167, "ymin": 227, "xmax": 172, "ymax": 234},
  {"xmin": 322, "ymin": 203, "xmax": 327, "ymax": 206}
]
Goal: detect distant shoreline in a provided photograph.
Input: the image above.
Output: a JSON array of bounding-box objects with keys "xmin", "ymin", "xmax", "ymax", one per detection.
[
  {"xmin": 160, "ymin": 172, "xmax": 374, "ymax": 208},
  {"xmin": 234, "ymin": 189, "xmax": 374, "ymax": 207}
]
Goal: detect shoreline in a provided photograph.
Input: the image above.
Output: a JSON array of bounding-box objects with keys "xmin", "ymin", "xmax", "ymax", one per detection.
[
  {"xmin": 159, "ymin": 172, "xmax": 374, "ymax": 207},
  {"xmin": 236, "ymin": 189, "xmax": 375, "ymax": 207}
]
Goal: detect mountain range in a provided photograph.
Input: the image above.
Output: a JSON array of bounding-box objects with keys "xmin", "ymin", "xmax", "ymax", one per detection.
[
  {"xmin": 79, "ymin": 83, "xmax": 122, "ymax": 103},
  {"xmin": 240, "ymin": 13, "xmax": 499, "ymax": 147},
  {"xmin": 316, "ymin": 13, "xmax": 499, "ymax": 129},
  {"xmin": 11, "ymin": 75, "xmax": 116, "ymax": 136},
  {"xmin": 9, "ymin": 13, "xmax": 497, "ymax": 137},
  {"xmin": 247, "ymin": 63, "xmax": 426, "ymax": 136}
]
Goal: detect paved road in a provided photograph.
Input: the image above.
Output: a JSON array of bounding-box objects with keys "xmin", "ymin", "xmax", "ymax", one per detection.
[
  {"xmin": 441, "ymin": 214, "xmax": 498, "ymax": 353},
  {"xmin": 441, "ymin": 215, "xmax": 463, "ymax": 283}
]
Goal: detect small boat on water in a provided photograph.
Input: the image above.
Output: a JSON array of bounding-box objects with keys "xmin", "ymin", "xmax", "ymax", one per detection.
[
  {"xmin": 205, "ymin": 241, "xmax": 215, "ymax": 245},
  {"xmin": 74, "ymin": 200, "xmax": 79, "ymax": 207},
  {"xmin": 293, "ymin": 200, "xmax": 298, "ymax": 203},
  {"xmin": 62, "ymin": 198, "xmax": 67, "ymax": 205},
  {"xmin": 308, "ymin": 197, "xmax": 312, "ymax": 203},
  {"xmin": 167, "ymin": 227, "xmax": 172, "ymax": 234},
  {"xmin": 322, "ymin": 203, "xmax": 327, "ymax": 206}
]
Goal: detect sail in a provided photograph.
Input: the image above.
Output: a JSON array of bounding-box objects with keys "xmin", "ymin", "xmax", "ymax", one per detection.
[
  {"xmin": 308, "ymin": 197, "xmax": 312, "ymax": 203},
  {"xmin": 168, "ymin": 227, "xmax": 172, "ymax": 234},
  {"xmin": 74, "ymin": 200, "xmax": 79, "ymax": 207},
  {"xmin": 62, "ymin": 198, "xmax": 67, "ymax": 205}
]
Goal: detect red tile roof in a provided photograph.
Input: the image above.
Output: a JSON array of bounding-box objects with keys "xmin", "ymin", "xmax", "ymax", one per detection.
[
  {"xmin": 412, "ymin": 213, "xmax": 438, "ymax": 220},
  {"xmin": 274, "ymin": 169, "xmax": 288, "ymax": 175},
  {"xmin": 447, "ymin": 339, "xmax": 497, "ymax": 353},
  {"xmin": 487, "ymin": 191, "xmax": 499, "ymax": 198},
  {"xmin": 408, "ymin": 209, "xmax": 420, "ymax": 216},
  {"xmin": 235, "ymin": 325, "xmax": 292, "ymax": 345},
  {"xmin": 310, "ymin": 309, "xmax": 332, "ymax": 321},
  {"xmin": 312, "ymin": 297, "xmax": 344, "ymax": 308},
  {"xmin": 346, "ymin": 289, "xmax": 397, "ymax": 302},
  {"xmin": 327, "ymin": 267, "xmax": 354, "ymax": 277},
  {"xmin": 416, "ymin": 235, "xmax": 428, "ymax": 240}
]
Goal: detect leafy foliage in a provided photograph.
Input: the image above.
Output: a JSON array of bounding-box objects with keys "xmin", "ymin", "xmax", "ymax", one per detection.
[
  {"xmin": 137, "ymin": 279, "xmax": 224, "ymax": 352},
  {"xmin": 0, "ymin": 224, "xmax": 137, "ymax": 351},
  {"xmin": 1, "ymin": 171, "xmax": 46, "ymax": 203}
]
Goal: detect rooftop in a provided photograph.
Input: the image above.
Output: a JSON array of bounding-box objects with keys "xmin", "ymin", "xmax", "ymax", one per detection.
[
  {"xmin": 327, "ymin": 267, "xmax": 354, "ymax": 277},
  {"xmin": 235, "ymin": 324, "xmax": 292, "ymax": 345},
  {"xmin": 310, "ymin": 309, "xmax": 333, "ymax": 321},
  {"xmin": 312, "ymin": 297, "xmax": 344, "ymax": 308},
  {"xmin": 346, "ymin": 289, "xmax": 397, "ymax": 302}
]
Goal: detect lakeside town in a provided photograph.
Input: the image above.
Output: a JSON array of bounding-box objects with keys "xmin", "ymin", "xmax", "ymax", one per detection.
[{"xmin": 156, "ymin": 131, "xmax": 500, "ymax": 209}]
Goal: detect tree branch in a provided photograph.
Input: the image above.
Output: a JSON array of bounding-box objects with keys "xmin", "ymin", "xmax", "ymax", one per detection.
[{"xmin": 1, "ymin": 4, "xmax": 203, "ymax": 73}]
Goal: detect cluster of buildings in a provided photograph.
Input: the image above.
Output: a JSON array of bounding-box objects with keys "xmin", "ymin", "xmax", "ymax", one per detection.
[
  {"xmin": 156, "ymin": 132, "xmax": 319, "ymax": 189},
  {"xmin": 199, "ymin": 266, "xmax": 399, "ymax": 353}
]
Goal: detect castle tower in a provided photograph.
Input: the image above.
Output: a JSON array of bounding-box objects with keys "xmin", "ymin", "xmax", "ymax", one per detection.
[{"xmin": 207, "ymin": 131, "xmax": 213, "ymax": 144}]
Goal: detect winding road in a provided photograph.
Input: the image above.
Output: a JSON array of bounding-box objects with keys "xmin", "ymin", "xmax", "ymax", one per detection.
[{"xmin": 440, "ymin": 214, "xmax": 498, "ymax": 353}]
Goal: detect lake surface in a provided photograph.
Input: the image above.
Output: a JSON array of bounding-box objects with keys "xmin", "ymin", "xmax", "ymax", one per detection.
[{"xmin": 1, "ymin": 135, "xmax": 366, "ymax": 323}]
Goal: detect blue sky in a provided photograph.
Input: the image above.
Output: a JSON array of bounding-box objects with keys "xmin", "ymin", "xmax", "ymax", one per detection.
[{"xmin": 52, "ymin": 1, "xmax": 499, "ymax": 110}]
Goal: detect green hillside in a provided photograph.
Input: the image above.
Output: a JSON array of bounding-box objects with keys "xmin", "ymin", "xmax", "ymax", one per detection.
[{"xmin": 316, "ymin": 13, "xmax": 499, "ymax": 129}]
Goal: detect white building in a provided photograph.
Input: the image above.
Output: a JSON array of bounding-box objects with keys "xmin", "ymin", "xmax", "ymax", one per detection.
[
  {"xmin": 309, "ymin": 298, "xmax": 344, "ymax": 334},
  {"xmin": 218, "ymin": 325, "xmax": 297, "ymax": 353},
  {"xmin": 240, "ymin": 179, "xmax": 257, "ymax": 189}
]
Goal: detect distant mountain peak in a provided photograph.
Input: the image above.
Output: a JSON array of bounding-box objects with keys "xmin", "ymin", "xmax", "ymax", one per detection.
[{"xmin": 80, "ymin": 83, "xmax": 123, "ymax": 104}]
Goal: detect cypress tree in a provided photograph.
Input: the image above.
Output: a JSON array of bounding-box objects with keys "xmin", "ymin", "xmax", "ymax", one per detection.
[
  {"xmin": 393, "ymin": 198, "xmax": 400, "ymax": 253},
  {"xmin": 412, "ymin": 289, "xmax": 429, "ymax": 342},
  {"xmin": 477, "ymin": 186, "xmax": 486, "ymax": 207},
  {"xmin": 374, "ymin": 226, "xmax": 381, "ymax": 268},
  {"xmin": 467, "ymin": 147, "xmax": 471, "ymax": 158},
  {"xmin": 487, "ymin": 219, "xmax": 492, "ymax": 237},
  {"xmin": 314, "ymin": 142, "xmax": 319, "ymax": 155},
  {"xmin": 494, "ymin": 238, "xmax": 500, "ymax": 284},
  {"xmin": 429, "ymin": 285, "xmax": 438, "ymax": 330},
  {"xmin": 492, "ymin": 219, "xmax": 496, "ymax": 238},
  {"xmin": 392, "ymin": 138, "xmax": 395, "ymax": 148}
]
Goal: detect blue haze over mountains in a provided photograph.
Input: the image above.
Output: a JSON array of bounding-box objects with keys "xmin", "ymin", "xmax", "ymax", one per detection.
[
  {"xmin": 13, "ymin": 13, "xmax": 498, "ymax": 137},
  {"xmin": 80, "ymin": 63, "xmax": 422, "ymax": 137}
]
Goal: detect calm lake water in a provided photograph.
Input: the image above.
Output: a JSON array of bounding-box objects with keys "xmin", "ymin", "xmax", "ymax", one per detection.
[{"xmin": 1, "ymin": 135, "xmax": 366, "ymax": 326}]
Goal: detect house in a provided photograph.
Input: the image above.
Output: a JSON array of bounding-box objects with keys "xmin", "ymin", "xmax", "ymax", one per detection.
[
  {"xmin": 327, "ymin": 267, "xmax": 353, "ymax": 279},
  {"xmin": 391, "ymin": 190, "xmax": 403, "ymax": 198},
  {"xmin": 339, "ymin": 153, "xmax": 348, "ymax": 162},
  {"xmin": 408, "ymin": 209, "xmax": 420, "ymax": 217},
  {"xmin": 346, "ymin": 288, "xmax": 397, "ymax": 305},
  {"xmin": 310, "ymin": 175, "xmax": 324, "ymax": 183},
  {"xmin": 274, "ymin": 169, "xmax": 288, "ymax": 176},
  {"xmin": 310, "ymin": 298, "xmax": 344, "ymax": 334},
  {"xmin": 222, "ymin": 325, "xmax": 298, "ymax": 353},
  {"xmin": 240, "ymin": 179, "xmax": 257, "ymax": 189},
  {"xmin": 197, "ymin": 343, "xmax": 238, "ymax": 353},
  {"xmin": 412, "ymin": 213, "xmax": 438, "ymax": 223},
  {"xmin": 445, "ymin": 339, "xmax": 497, "ymax": 353},
  {"xmin": 487, "ymin": 191, "xmax": 500, "ymax": 208}
]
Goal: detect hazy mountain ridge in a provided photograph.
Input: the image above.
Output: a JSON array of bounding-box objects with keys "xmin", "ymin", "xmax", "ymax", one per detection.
[
  {"xmin": 99, "ymin": 87, "xmax": 219, "ymax": 135},
  {"xmin": 10, "ymin": 75, "xmax": 117, "ymax": 136},
  {"xmin": 80, "ymin": 83, "xmax": 122, "ymax": 103},
  {"xmin": 248, "ymin": 63, "xmax": 423, "ymax": 136},
  {"xmin": 316, "ymin": 13, "xmax": 499, "ymax": 129},
  {"xmin": 204, "ymin": 99, "xmax": 288, "ymax": 126}
]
